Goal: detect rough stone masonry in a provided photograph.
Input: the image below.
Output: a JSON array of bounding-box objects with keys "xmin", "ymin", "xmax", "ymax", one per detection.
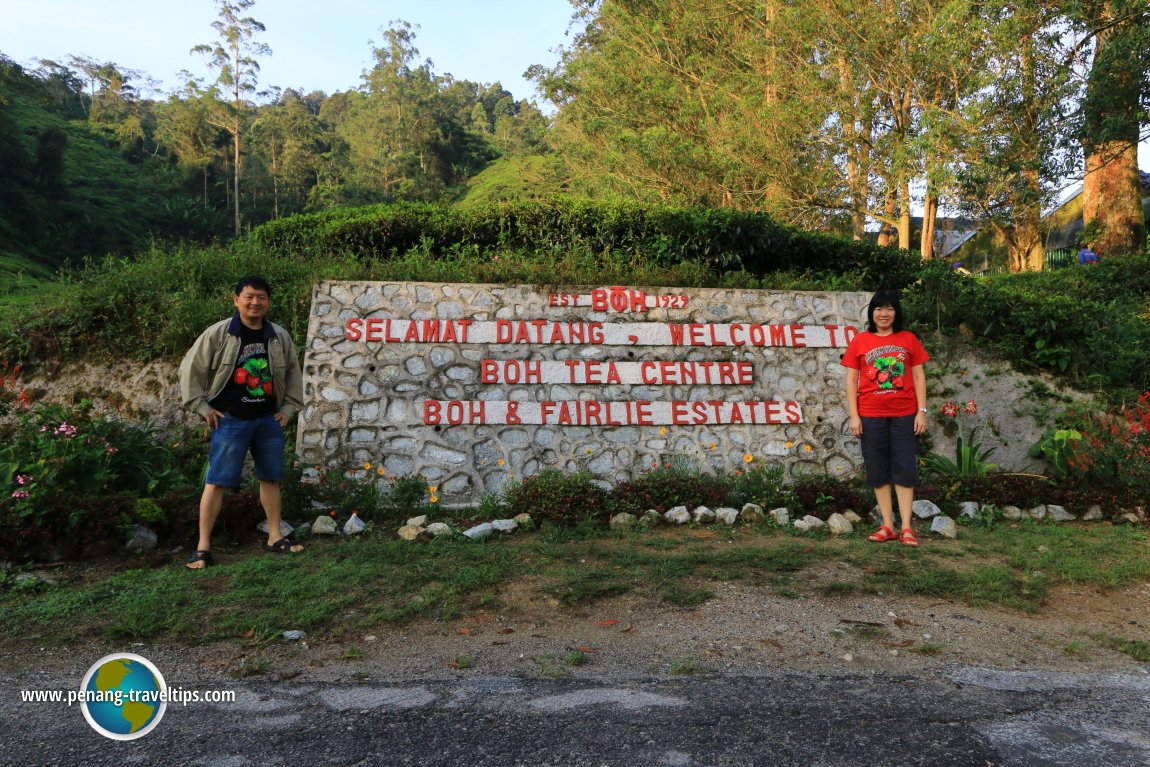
[{"xmin": 299, "ymin": 282, "xmax": 873, "ymax": 505}]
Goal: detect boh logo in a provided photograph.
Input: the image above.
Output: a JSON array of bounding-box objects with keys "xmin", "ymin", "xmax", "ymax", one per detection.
[{"xmin": 78, "ymin": 653, "xmax": 168, "ymax": 740}]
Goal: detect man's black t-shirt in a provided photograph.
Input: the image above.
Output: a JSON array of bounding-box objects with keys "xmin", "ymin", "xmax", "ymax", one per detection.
[{"xmin": 208, "ymin": 323, "xmax": 277, "ymax": 419}]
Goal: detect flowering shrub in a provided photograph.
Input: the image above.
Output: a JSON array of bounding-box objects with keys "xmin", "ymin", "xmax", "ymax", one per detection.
[
  {"xmin": 1068, "ymin": 392, "xmax": 1150, "ymax": 495},
  {"xmin": 0, "ymin": 363, "xmax": 32, "ymax": 415},
  {"xmin": 921, "ymin": 400, "xmax": 997, "ymax": 478},
  {"xmin": 610, "ymin": 464, "xmax": 729, "ymax": 516},
  {"xmin": 789, "ymin": 473, "xmax": 867, "ymax": 519},
  {"xmin": 503, "ymin": 470, "xmax": 609, "ymax": 528},
  {"xmin": 0, "ymin": 401, "xmax": 207, "ymax": 562}
]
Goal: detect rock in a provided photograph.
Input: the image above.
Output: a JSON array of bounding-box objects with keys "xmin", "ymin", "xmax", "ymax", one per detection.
[
  {"xmin": 912, "ymin": 500, "xmax": 942, "ymax": 519},
  {"xmin": 826, "ymin": 513, "xmax": 853, "ymax": 535},
  {"xmin": 640, "ymin": 510, "xmax": 662, "ymax": 527},
  {"xmin": 740, "ymin": 503, "xmax": 764, "ymax": 523},
  {"xmin": 842, "ymin": 511, "xmax": 862, "ymax": 524},
  {"xmin": 1001, "ymin": 505, "xmax": 1023, "ymax": 521},
  {"xmin": 869, "ymin": 505, "xmax": 882, "ymax": 524},
  {"xmin": 793, "ymin": 515, "xmax": 826, "ymax": 532},
  {"xmin": 312, "ymin": 515, "xmax": 339, "ymax": 535},
  {"xmin": 491, "ymin": 519, "xmax": 519, "ymax": 533},
  {"xmin": 1026, "ymin": 505, "xmax": 1047, "ymax": 521},
  {"xmin": 125, "ymin": 525, "xmax": 158, "ymax": 552},
  {"xmin": 610, "ymin": 513, "xmax": 638, "ymax": 530},
  {"xmin": 1118, "ymin": 513, "xmax": 1141, "ymax": 525},
  {"xmin": 426, "ymin": 522, "xmax": 453, "ymax": 538},
  {"xmin": 1082, "ymin": 504, "xmax": 1104, "ymax": 522},
  {"xmin": 463, "ymin": 522, "xmax": 494, "ymax": 540},
  {"xmin": 931, "ymin": 516, "xmax": 958, "ymax": 539},
  {"xmin": 769, "ymin": 507, "xmax": 791, "ymax": 526},
  {"xmin": 406, "ymin": 515, "xmax": 428, "ymax": 527},
  {"xmin": 397, "ymin": 524, "xmax": 425, "ymax": 541},
  {"xmin": 512, "ymin": 513, "xmax": 535, "ymax": 531},
  {"xmin": 1047, "ymin": 505, "xmax": 1076, "ymax": 522},
  {"xmin": 692, "ymin": 506, "xmax": 716, "ymax": 523},
  {"xmin": 343, "ymin": 513, "xmax": 367, "ymax": 535},
  {"xmin": 958, "ymin": 501, "xmax": 980, "ymax": 518},
  {"xmin": 258, "ymin": 519, "xmax": 295, "ymax": 537},
  {"xmin": 282, "ymin": 630, "xmax": 305, "ymax": 641},
  {"xmin": 664, "ymin": 506, "xmax": 691, "ymax": 525},
  {"xmin": 715, "ymin": 507, "xmax": 740, "ymax": 526}
]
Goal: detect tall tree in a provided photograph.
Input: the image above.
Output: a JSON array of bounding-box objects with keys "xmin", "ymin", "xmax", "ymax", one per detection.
[
  {"xmin": 1070, "ymin": 1, "xmax": 1149, "ymax": 257},
  {"xmin": 192, "ymin": 0, "xmax": 271, "ymax": 235}
]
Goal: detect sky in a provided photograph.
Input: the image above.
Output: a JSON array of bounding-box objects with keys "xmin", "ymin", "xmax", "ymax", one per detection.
[{"xmin": 0, "ymin": 0, "xmax": 576, "ymax": 104}]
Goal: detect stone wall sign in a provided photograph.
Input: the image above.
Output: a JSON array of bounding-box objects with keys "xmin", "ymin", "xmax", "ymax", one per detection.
[{"xmin": 300, "ymin": 282, "xmax": 871, "ymax": 504}]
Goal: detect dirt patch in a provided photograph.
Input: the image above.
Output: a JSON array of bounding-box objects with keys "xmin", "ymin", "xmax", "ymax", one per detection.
[{"xmin": 4, "ymin": 543, "xmax": 1147, "ymax": 683}]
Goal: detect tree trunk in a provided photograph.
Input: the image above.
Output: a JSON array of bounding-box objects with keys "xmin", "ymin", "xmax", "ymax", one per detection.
[
  {"xmin": 1083, "ymin": 141, "xmax": 1144, "ymax": 256},
  {"xmin": 1080, "ymin": 3, "xmax": 1147, "ymax": 256},
  {"xmin": 920, "ymin": 191, "xmax": 938, "ymax": 260},
  {"xmin": 898, "ymin": 178, "xmax": 911, "ymax": 251},
  {"xmin": 876, "ymin": 190, "xmax": 897, "ymax": 247}
]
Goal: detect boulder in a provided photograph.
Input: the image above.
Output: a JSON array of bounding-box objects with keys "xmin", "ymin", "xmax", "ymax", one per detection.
[
  {"xmin": 826, "ymin": 513, "xmax": 853, "ymax": 535},
  {"xmin": 769, "ymin": 507, "xmax": 791, "ymax": 526},
  {"xmin": 958, "ymin": 501, "xmax": 980, "ymax": 518},
  {"xmin": 397, "ymin": 524, "xmax": 425, "ymax": 541},
  {"xmin": 1047, "ymin": 505, "xmax": 1076, "ymax": 523},
  {"xmin": 664, "ymin": 506, "xmax": 691, "ymax": 525},
  {"xmin": 931, "ymin": 516, "xmax": 958, "ymax": 539},
  {"xmin": 312, "ymin": 515, "xmax": 339, "ymax": 535},
  {"xmin": 125, "ymin": 525, "xmax": 158, "ymax": 552},
  {"xmin": 715, "ymin": 507, "xmax": 740, "ymax": 526},
  {"xmin": 257, "ymin": 519, "xmax": 295, "ymax": 537},
  {"xmin": 610, "ymin": 513, "xmax": 638, "ymax": 530},
  {"xmin": 463, "ymin": 522, "xmax": 495, "ymax": 540},
  {"xmin": 912, "ymin": 500, "xmax": 942, "ymax": 519},
  {"xmin": 692, "ymin": 506, "xmax": 716, "ymax": 523},
  {"xmin": 426, "ymin": 522, "xmax": 453, "ymax": 538},
  {"xmin": 740, "ymin": 503, "xmax": 765, "ymax": 523},
  {"xmin": 793, "ymin": 515, "xmax": 826, "ymax": 532}
]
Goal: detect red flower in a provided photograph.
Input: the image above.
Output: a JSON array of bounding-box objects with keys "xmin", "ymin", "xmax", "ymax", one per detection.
[
  {"xmin": 941, "ymin": 402, "xmax": 959, "ymax": 418},
  {"xmin": 962, "ymin": 400, "xmax": 978, "ymax": 415}
]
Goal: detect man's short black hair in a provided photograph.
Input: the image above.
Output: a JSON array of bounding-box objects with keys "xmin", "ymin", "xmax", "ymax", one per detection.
[
  {"xmin": 866, "ymin": 288, "xmax": 905, "ymax": 333},
  {"xmin": 234, "ymin": 275, "xmax": 272, "ymax": 297}
]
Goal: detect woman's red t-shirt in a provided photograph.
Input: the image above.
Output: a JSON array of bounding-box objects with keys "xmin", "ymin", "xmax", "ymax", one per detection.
[{"xmin": 841, "ymin": 330, "xmax": 930, "ymax": 417}]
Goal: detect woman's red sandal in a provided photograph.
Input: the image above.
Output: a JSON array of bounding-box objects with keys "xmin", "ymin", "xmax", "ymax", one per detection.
[
  {"xmin": 867, "ymin": 525, "xmax": 897, "ymax": 542},
  {"xmin": 899, "ymin": 528, "xmax": 919, "ymax": 547}
]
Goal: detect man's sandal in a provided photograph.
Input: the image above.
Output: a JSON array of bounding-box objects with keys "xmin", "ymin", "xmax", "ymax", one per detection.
[
  {"xmin": 185, "ymin": 550, "xmax": 214, "ymax": 570},
  {"xmin": 899, "ymin": 528, "xmax": 920, "ymax": 547},
  {"xmin": 263, "ymin": 537, "xmax": 304, "ymax": 554},
  {"xmin": 867, "ymin": 525, "xmax": 897, "ymax": 542}
]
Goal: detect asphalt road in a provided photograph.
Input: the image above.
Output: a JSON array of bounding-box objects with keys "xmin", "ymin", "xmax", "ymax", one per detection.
[{"xmin": 5, "ymin": 665, "xmax": 1150, "ymax": 766}]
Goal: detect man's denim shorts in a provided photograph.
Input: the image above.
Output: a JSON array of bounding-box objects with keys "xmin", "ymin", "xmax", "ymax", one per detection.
[
  {"xmin": 859, "ymin": 414, "xmax": 919, "ymax": 487},
  {"xmin": 205, "ymin": 413, "xmax": 285, "ymax": 487}
]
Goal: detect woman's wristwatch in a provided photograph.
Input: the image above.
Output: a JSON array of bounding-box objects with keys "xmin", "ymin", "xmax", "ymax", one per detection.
[{"xmin": 917, "ymin": 407, "xmax": 928, "ymax": 413}]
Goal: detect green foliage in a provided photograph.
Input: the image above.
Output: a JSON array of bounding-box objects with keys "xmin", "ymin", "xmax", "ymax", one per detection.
[
  {"xmin": 788, "ymin": 474, "xmax": 867, "ymax": 519},
  {"xmin": 0, "ymin": 401, "xmax": 206, "ymax": 561},
  {"xmin": 922, "ymin": 401, "xmax": 998, "ymax": 478},
  {"xmin": 610, "ymin": 462, "xmax": 730, "ymax": 516},
  {"xmin": 502, "ymin": 470, "xmax": 609, "ymax": 528},
  {"xmin": 1069, "ymin": 392, "xmax": 1150, "ymax": 496},
  {"xmin": 723, "ymin": 463, "xmax": 794, "ymax": 510},
  {"xmin": 1027, "ymin": 428, "xmax": 1084, "ymax": 479}
]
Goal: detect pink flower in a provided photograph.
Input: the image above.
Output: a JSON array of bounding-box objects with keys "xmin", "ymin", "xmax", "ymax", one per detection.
[
  {"xmin": 962, "ymin": 400, "xmax": 978, "ymax": 415},
  {"xmin": 11, "ymin": 490, "xmax": 29, "ymax": 500},
  {"xmin": 16, "ymin": 474, "xmax": 29, "ymax": 485},
  {"xmin": 941, "ymin": 402, "xmax": 959, "ymax": 418}
]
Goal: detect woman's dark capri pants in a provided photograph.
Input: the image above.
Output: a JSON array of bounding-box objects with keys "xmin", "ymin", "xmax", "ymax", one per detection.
[{"xmin": 859, "ymin": 414, "xmax": 919, "ymax": 487}]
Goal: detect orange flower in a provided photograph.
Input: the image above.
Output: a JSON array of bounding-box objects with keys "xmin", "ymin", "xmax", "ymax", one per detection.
[
  {"xmin": 743, "ymin": 453, "xmax": 753, "ymax": 463},
  {"xmin": 363, "ymin": 462, "xmax": 371, "ymax": 470},
  {"xmin": 785, "ymin": 441, "xmax": 794, "ymax": 449},
  {"xmin": 376, "ymin": 467, "xmax": 385, "ymax": 476},
  {"xmin": 804, "ymin": 444, "xmax": 813, "ymax": 452},
  {"xmin": 659, "ymin": 427, "xmax": 667, "ymax": 435},
  {"xmin": 497, "ymin": 458, "xmax": 506, "ymax": 466}
]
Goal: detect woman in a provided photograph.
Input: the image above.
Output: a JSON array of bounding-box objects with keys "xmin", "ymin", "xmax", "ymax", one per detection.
[{"xmin": 842, "ymin": 289, "xmax": 930, "ymax": 546}]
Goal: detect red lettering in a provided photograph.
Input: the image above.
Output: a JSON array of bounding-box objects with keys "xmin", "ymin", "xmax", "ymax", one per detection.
[
  {"xmin": 366, "ymin": 317, "xmax": 383, "ymax": 342},
  {"xmin": 824, "ymin": 324, "xmax": 839, "ymax": 346},
  {"xmin": 345, "ymin": 318, "xmax": 363, "ymax": 341},
  {"xmin": 584, "ymin": 400, "xmax": 603, "ymax": 425},
  {"xmin": 404, "ymin": 321, "xmax": 421, "ymax": 343},
  {"xmin": 591, "ymin": 289, "xmax": 608, "ymax": 311},
  {"xmin": 689, "ymin": 324, "xmax": 706, "ymax": 346},
  {"xmin": 784, "ymin": 401, "xmax": 802, "ymax": 423},
  {"xmin": 605, "ymin": 362, "xmax": 621, "ymax": 385},
  {"xmin": 385, "ymin": 320, "xmax": 402, "ymax": 343},
  {"xmin": 791, "ymin": 324, "xmax": 806, "ymax": 347},
  {"xmin": 540, "ymin": 401, "xmax": 556, "ymax": 423},
  {"xmin": 423, "ymin": 400, "xmax": 440, "ymax": 425},
  {"xmin": 669, "ymin": 324, "xmax": 686, "ymax": 345},
  {"xmin": 769, "ymin": 325, "xmax": 786, "ymax": 346},
  {"xmin": 588, "ymin": 323, "xmax": 604, "ymax": 344},
  {"xmin": 729, "ymin": 323, "xmax": 745, "ymax": 346},
  {"xmin": 480, "ymin": 360, "xmax": 498, "ymax": 383},
  {"xmin": 737, "ymin": 362, "xmax": 753, "ymax": 385},
  {"xmin": 844, "ymin": 325, "xmax": 858, "ymax": 343},
  {"xmin": 496, "ymin": 320, "xmax": 511, "ymax": 343},
  {"xmin": 635, "ymin": 401, "xmax": 653, "ymax": 426},
  {"xmin": 641, "ymin": 361, "xmax": 657, "ymax": 385},
  {"xmin": 506, "ymin": 400, "xmax": 520, "ymax": 425},
  {"xmin": 749, "ymin": 324, "xmax": 766, "ymax": 345},
  {"xmin": 671, "ymin": 401, "xmax": 689, "ymax": 425}
]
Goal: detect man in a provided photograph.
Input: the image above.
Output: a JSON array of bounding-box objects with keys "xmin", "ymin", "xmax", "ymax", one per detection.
[
  {"xmin": 1077, "ymin": 242, "xmax": 1099, "ymax": 266},
  {"xmin": 178, "ymin": 275, "xmax": 305, "ymax": 569}
]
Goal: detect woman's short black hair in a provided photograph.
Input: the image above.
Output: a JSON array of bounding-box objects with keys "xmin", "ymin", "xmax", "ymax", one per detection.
[{"xmin": 866, "ymin": 289, "xmax": 905, "ymax": 333}]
